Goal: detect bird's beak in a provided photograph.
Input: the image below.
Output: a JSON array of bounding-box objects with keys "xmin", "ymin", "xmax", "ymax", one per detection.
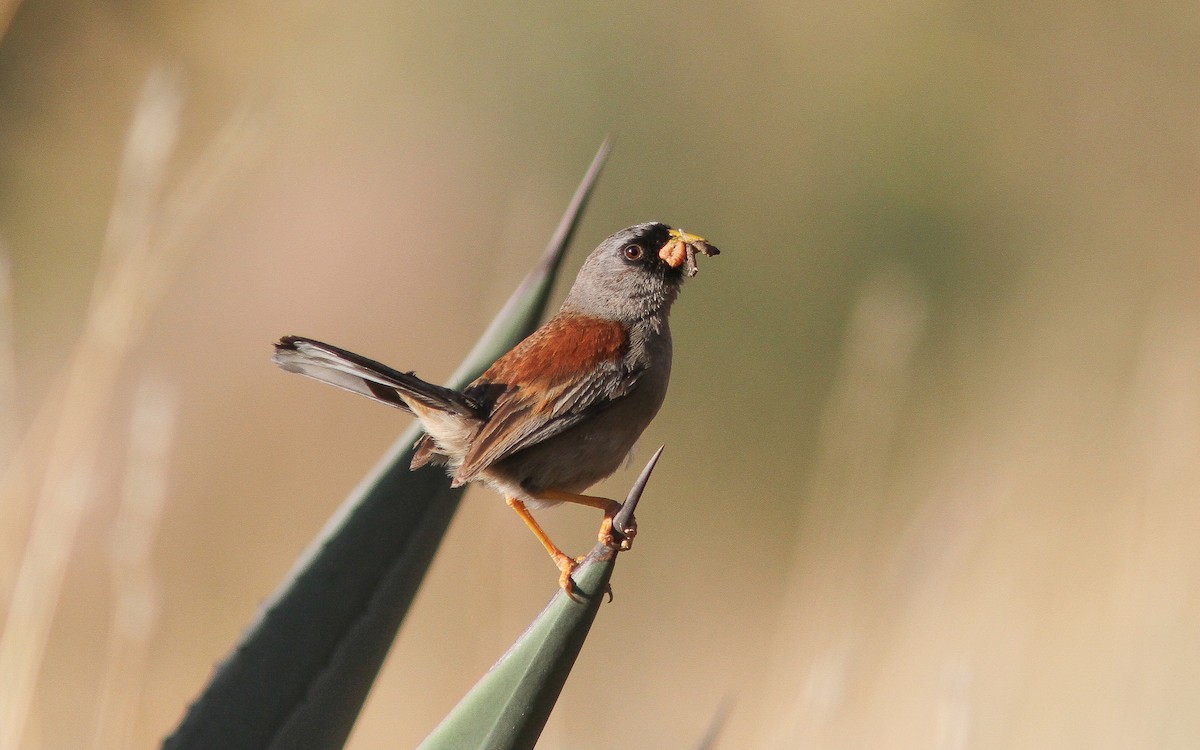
[{"xmin": 660, "ymin": 227, "xmax": 720, "ymax": 277}]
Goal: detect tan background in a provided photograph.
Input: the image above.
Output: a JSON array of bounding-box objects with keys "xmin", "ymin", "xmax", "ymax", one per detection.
[{"xmin": 1, "ymin": 1, "xmax": 1198, "ymax": 748}]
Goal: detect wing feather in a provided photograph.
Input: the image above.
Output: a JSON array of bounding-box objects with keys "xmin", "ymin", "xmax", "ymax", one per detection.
[{"xmin": 452, "ymin": 315, "xmax": 640, "ymax": 484}]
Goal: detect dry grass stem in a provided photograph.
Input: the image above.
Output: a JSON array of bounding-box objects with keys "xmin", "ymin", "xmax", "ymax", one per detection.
[
  {"xmin": 0, "ymin": 246, "xmax": 15, "ymax": 461},
  {"xmin": 0, "ymin": 0, "xmax": 23, "ymax": 44},
  {"xmin": 0, "ymin": 70, "xmax": 183, "ymax": 750},
  {"xmin": 88, "ymin": 377, "xmax": 177, "ymax": 750},
  {"xmin": 760, "ymin": 269, "xmax": 928, "ymax": 749},
  {"xmin": 0, "ymin": 69, "xmax": 254, "ymax": 750}
]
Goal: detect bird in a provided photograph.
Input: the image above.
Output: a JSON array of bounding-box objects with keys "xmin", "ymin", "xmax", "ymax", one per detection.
[{"xmin": 273, "ymin": 222, "xmax": 718, "ymax": 598}]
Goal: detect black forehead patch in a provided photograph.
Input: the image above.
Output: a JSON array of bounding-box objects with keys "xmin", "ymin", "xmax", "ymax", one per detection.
[{"xmin": 619, "ymin": 222, "xmax": 672, "ymax": 249}]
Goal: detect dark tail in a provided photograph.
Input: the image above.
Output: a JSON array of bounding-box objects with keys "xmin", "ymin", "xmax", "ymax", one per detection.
[{"xmin": 273, "ymin": 336, "xmax": 480, "ymax": 417}]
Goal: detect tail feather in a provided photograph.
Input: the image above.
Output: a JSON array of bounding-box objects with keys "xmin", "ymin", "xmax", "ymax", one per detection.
[{"xmin": 273, "ymin": 336, "xmax": 480, "ymax": 417}]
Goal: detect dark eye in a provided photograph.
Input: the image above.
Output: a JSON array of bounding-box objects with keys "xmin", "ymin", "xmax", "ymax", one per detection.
[{"xmin": 622, "ymin": 244, "xmax": 644, "ymax": 261}]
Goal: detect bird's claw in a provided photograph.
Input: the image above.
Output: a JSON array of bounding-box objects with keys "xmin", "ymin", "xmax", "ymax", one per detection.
[
  {"xmin": 598, "ymin": 513, "xmax": 637, "ymax": 551},
  {"xmin": 557, "ymin": 557, "xmax": 585, "ymax": 603}
]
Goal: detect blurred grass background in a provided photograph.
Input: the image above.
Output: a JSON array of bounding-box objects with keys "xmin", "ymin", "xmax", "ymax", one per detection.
[{"xmin": 1, "ymin": 1, "xmax": 1198, "ymax": 748}]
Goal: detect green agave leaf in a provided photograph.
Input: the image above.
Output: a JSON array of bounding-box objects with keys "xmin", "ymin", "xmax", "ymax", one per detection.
[
  {"xmin": 418, "ymin": 447, "xmax": 662, "ymax": 750},
  {"xmin": 163, "ymin": 139, "xmax": 611, "ymax": 750}
]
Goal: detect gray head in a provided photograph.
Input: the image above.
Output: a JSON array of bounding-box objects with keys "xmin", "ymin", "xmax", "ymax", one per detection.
[{"xmin": 561, "ymin": 222, "xmax": 719, "ymax": 322}]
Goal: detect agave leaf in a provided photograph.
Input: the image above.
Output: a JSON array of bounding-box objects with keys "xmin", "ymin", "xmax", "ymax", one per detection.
[
  {"xmin": 163, "ymin": 138, "xmax": 612, "ymax": 750},
  {"xmin": 417, "ymin": 446, "xmax": 663, "ymax": 750}
]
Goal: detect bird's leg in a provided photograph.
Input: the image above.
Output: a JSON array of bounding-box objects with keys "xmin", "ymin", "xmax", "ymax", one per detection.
[
  {"xmin": 506, "ymin": 497, "xmax": 584, "ymax": 601},
  {"xmin": 532, "ymin": 489, "xmax": 637, "ymax": 551}
]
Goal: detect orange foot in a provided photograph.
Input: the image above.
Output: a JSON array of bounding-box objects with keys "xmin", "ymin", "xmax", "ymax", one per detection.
[
  {"xmin": 599, "ymin": 513, "xmax": 637, "ymax": 551},
  {"xmin": 555, "ymin": 554, "xmax": 586, "ymax": 603}
]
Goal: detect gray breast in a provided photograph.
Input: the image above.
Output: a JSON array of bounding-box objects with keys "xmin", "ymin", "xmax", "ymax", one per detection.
[{"xmin": 492, "ymin": 319, "xmax": 673, "ymax": 498}]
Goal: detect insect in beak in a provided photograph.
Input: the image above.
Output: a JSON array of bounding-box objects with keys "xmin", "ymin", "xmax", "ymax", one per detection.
[{"xmin": 660, "ymin": 228, "xmax": 720, "ymax": 277}]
